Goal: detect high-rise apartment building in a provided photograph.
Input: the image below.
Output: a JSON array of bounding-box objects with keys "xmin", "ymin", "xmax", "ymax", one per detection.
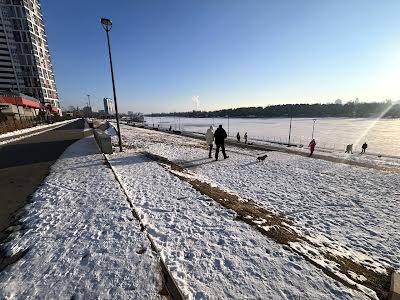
[
  {"xmin": 103, "ymin": 97, "xmax": 114, "ymax": 115},
  {"xmin": 0, "ymin": 0, "xmax": 60, "ymax": 115}
]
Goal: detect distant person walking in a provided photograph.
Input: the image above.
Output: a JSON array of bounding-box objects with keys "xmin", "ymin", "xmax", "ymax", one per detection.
[
  {"xmin": 361, "ymin": 142, "xmax": 368, "ymax": 153},
  {"xmin": 236, "ymin": 132, "xmax": 240, "ymax": 143},
  {"xmin": 345, "ymin": 144, "xmax": 353, "ymax": 154},
  {"xmin": 205, "ymin": 126, "xmax": 214, "ymax": 158},
  {"xmin": 244, "ymin": 132, "xmax": 248, "ymax": 144},
  {"xmin": 309, "ymin": 139, "xmax": 316, "ymax": 156},
  {"xmin": 214, "ymin": 125, "xmax": 229, "ymax": 161}
]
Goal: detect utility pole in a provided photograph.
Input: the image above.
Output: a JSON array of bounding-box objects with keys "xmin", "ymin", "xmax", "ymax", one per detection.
[
  {"xmin": 312, "ymin": 119, "xmax": 317, "ymax": 139},
  {"xmin": 87, "ymin": 94, "xmax": 92, "ymax": 113},
  {"xmin": 228, "ymin": 114, "xmax": 230, "ymax": 136},
  {"xmin": 288, "ymin": 105, "xmax": 293, "ymax": 146}
]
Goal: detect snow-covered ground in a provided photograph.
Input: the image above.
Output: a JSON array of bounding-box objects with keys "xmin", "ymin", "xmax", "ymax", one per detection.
[
  {"xmin": 126, "ymin": 122, "xmax": 400, "ymax": 168},
  {"xmin": 183, "ymin": 131, "xmax": 400, "ymax": 169},
  {"xmin": 0, "ymin": 118, "xmax": 79, "ymax": 146},
  {"xmin": 0, "ymin": 136, "xmax": 163, "ymax": 299},
  {"xmin": 1, "ymin": 120, "xmax": 396, "ymax": 299},
  {"xmin": 104, "ymin": 122, "xmax": 400, "ymax": 299},
  {"xmin": 144, "ymin": 116, "xmax": 400, "ymax": 157},
  {"xmin": 107, "ymin": 150, "xmax": 368, "ymax": 300},
  {"xmin": 114, "ymin": 124, "xmax": 399, "ymax": 271},
  {"xmin": 253, "ymin": 138, "xmax": 400, "ymax": 169}
]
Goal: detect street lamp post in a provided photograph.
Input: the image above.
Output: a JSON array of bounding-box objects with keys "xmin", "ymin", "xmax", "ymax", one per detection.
[
  {"xmin": 101, "ymin": 17, "xmax": 122, "ymax": 152},
  {"xmin": 228, "ymin": 114, "xmax": 230, "ymax": 136},
  {"xmin": 311, "ymin": 118, "xmax": 317, "ymax": 139},
  {"xmin": 87, "ymin": 94, "xmax": 92, "ymax": 116},
  {"xmin": 288, "ymin": 105, "xmax": 293, "ymax": 146}
]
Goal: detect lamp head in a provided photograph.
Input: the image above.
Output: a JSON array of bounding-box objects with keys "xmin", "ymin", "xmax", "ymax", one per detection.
[{"xmin": 101, "ymin": 18, "xmax": 112, "ymax": 31}]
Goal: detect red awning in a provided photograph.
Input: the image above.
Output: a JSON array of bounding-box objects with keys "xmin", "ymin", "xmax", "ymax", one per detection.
[{"xmin": 0, "ymin": 96, "xmax": 41, "ymax": 109}]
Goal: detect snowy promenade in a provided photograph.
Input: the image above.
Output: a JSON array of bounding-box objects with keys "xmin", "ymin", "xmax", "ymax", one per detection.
[
  {"xmin": 107, "ymin": 123, "xmax": 399, "ymax": 300},
  {"xmin": 1, "ymin": 123, "xmax": 398, "ymax": 299},
  {"xmin": 0, "ymin": 136, "xmax": 163, "ymax": 299},
  {"xmin": 107, "ymin": 151, "xmax": 369, "ymax": 299}
]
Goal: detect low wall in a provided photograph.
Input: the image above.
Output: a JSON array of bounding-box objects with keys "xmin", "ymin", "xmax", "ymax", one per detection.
[
  {"xmin": 93, "ymin": 129, "xmax": 113, "ymax": 154},
  {"xmin": 0, "ymin": 118, "xmax": 34, "ymax": 134}
]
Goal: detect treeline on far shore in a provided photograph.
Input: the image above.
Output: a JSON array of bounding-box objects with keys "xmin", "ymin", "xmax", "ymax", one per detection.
[{"xmin": 148, "ymin": 101, "xmax": 400, "ymax": 118}]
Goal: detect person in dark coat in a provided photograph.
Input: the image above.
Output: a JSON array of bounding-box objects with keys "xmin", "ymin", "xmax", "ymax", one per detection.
[
  {"xmin": 309, "ymin": 139, "xmax": 316, "ymax": 156},
  {"xmin": 214, "ymin": 125, "xmax": 229, "ymax": 160},
  {"xmin": 361, "ymin": 142, "xmax": 368, "ymax": 153},
  {"xmin": 236, "ymin": 132, "xmax": 240, "ymax": 142},
  {"xmin": 244, "ymin": 132, "xmax": 248, "ymax": 144}
]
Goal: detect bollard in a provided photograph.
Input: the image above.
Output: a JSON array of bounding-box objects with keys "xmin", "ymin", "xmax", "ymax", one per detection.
[{"xmin": 94, "ymin": 129, "xmax": 113, "ymax": 154}]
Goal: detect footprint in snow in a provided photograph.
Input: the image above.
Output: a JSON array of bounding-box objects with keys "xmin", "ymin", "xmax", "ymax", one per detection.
[
  {"xmin": 81, "ymin": 251, "xmax": 90, "ymax": 265},
  {"xmin": 136, "ymin": 248, "xmax": 146, "ymax": 254}
]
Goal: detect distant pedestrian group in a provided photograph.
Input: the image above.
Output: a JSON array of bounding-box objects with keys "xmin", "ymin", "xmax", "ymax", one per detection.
[
  {"xmin": 205, "ymin": 126, "xmax": 370, "ymax": 161},
  {"xmin": 345, "ymin": 142, "xmax": 368, "ymax": 154},
  {"xmin": 236, "ymin": 132, "xmax": 248, "ymax": 144},
  {"xmin": 308, "ymin": 139, "xmax": 371, "ymax": 157},
  {"xmin": 205, "ymin": 125, "xmax": 229, "ymax": 161}
]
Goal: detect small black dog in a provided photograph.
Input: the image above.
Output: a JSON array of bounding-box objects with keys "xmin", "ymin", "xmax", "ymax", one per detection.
[{"xmin": 257, "ymin": 154, "xmax": 268, "ymax": 162}]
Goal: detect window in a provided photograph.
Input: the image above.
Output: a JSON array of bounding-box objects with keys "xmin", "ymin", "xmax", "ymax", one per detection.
[{"xmin": 13, "ymin": 31, "xmax": 21, "ymax": 42}]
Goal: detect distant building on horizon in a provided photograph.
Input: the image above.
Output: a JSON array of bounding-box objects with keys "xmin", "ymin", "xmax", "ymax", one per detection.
[
  {"xmin": 103, "ymin": 98, "xmax": 114, "ymax": 115},
  {"xmin": 0, "ymin": 0, "xmax": 61, "ymax": 115}
]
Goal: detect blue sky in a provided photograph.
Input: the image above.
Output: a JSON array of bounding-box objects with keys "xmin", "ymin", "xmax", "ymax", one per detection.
[{"xmin": 42, "ymin": 0, "xmax": 400, "ymax": 113}]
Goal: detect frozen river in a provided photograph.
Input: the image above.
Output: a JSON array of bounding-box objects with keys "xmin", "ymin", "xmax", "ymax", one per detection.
[{"xmin": 144, "ymin": 116, "xmax": 400, "ymax": 157}]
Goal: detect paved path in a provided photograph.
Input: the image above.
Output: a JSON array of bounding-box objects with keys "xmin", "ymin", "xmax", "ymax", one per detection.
[
  {"xmin": 0, "ymin": 122, "xmax": 66, "ymax": 144},
  {"xmin": 0, "ymin": 119, "xmax": 87, "ymax": 245}
]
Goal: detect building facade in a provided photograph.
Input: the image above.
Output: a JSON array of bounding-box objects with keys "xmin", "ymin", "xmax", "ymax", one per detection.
[
  {"xmin": 103, "ymin": 97, "xmax": 114, "ymax": 115},
  {"xmin": 0, "ymin": 0, "xmax": 60, "ymax": 115},
  {"xmin": 0, "ymin": 90, "xmax": 40, "ymax": 119}
]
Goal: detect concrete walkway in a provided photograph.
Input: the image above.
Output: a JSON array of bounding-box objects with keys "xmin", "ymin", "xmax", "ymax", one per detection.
[
  {"xmin": 0, "ymin": 136, "xmax": 163, "ymax": 299},
  {"xmin": 0, "ymin": 119, "xmax": 88, "ymax": 269}
]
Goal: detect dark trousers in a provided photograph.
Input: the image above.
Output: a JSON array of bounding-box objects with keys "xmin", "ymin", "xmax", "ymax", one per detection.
[
  {"xmin": 309, "ymin": 146, "xmax": 315, "ymax": 156},
  {"xmin": 208, "ymin": 144, "xmax": 213, "ymax": 158},
  {"xmin": 215, "ymin": 143, "xmax": 227, "ymax": 159}
]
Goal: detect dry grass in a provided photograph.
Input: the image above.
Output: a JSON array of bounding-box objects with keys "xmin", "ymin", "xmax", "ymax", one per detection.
[
  {"xmin": 0, "ymin": 119, "xmax": 33, "ymax": 134},
  {"xmin": 327, "ymin": 254, "xmax": 391, "ymax": 300}
]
